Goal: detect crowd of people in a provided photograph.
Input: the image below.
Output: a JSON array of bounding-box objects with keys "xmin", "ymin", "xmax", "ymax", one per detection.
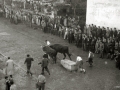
[
  {"xmin": 2, "ymin": 0, "xmax": 120, "ymax": 63},
  {"xmin": 41, "ymin": 22, "xmax": 120, "ymax": 70},
  {"xmin": 42, "ymin": 21, "xmax": 120, "ymax": 73}
]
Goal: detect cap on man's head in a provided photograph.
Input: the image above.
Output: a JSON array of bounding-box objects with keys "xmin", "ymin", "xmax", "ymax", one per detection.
[
  {"xmin": 10, "ymin": 75, "xmax": 12, "ymax": 78},
  {"xmin": 8, "ymin": 57, "xmax": 10, "ymax": 59},
  {"xmin": 43, "ymin": 54, "xmax": 48, "ymax": 58},
  {"xmin": 27, "ymin": 54, "xmax": 30, "ymax": 57}
]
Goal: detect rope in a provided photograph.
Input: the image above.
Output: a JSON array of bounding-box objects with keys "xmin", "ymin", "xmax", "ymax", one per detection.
[
  {"xmin": 0, "ymin": 52, "xmax": 52, "ymax": 89},
  {"xmin": 0, "ymin": 52, "xmax": 27, "ymax": 73}
]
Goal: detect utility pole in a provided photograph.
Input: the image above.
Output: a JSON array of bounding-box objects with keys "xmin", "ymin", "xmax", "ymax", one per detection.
[
  {"xmin": 3, "ymin": 0, "xmax": 4, "ymax": 9},
  {"xmin": 11, "ymin": 0, "xmax": 13, "ymax": 9},
  {"xmin": 23, "ymin": 0, "xmax": 26, "ymax": 9},
  {"xmin": 3, "ymin": 0, "xmax": 5, "ymax": 7}
]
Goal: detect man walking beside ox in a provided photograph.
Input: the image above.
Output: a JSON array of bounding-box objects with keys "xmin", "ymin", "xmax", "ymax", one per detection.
[
  {"xmin": 45, "ymin": 40, "xmax": 51, "ymax": 46},
  {"xmin": 38, "ymin": 54, "xmax": 50, "ymax": 75}
]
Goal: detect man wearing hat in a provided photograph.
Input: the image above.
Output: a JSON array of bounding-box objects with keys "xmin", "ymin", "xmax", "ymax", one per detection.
[{"xmin": 76, "ymin": 55, "xmax": 86, "ymax": 73}]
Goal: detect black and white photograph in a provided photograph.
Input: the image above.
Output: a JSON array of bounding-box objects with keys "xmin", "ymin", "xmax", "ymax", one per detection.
[{"xmin": 0, "ymin": 0, "xmax": 120, "ymax": 90}]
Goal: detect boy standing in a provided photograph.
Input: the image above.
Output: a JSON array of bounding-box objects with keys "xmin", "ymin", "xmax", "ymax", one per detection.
[{"xmin": 87, "ymin": 50, "xmax": 94, "ymax": 67}]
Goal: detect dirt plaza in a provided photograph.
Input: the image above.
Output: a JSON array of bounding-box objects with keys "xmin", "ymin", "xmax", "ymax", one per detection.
[{"xmin": 0, "ymin": 18, "xmax": 120, "ymax": 90}]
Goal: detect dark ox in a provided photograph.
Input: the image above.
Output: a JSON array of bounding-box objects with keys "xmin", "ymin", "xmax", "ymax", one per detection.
[
  {"xmin": 42, "ymin": 46, "xmax": 57, "ymax": 63},
  {"xmin": 50, "ymin": 44, "xmax": 72, "ymax": 60}
]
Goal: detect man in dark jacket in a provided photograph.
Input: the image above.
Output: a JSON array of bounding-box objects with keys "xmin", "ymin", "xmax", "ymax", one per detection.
[
  {"xmin": 24, "ymin": 54, "xmax": 34, "ymax": 76},
  {"xmin": 92, "ymin": 25, "xmax": 97, "ymax": 37},
  {"xmin": 86, "ymin": 37, "xmax": 91, "ymax": 51},
  {"xmin": 115, "ymin": 53, "xmax": 120, "ymax": 70},
  {"xmin": 117, "ymin": 31, "xmax": 120, "ymax": 41},
  {"xmin": 97, "ymin": 26, "xmax": 102, "ymax": 38},
  {"xmin": 106, "ymin": 27, "xmax": 110, "ymax": 38},
  {"xmin": 102, "ymin": 27, "xmax": 106, "ymax": 38},
  {"xmin": 110, "ymin": 28, "xmax": 113, "ymax": 37},
  {"xmin": 76, "ymin": 33, "xmax": 82, "ymax": 48},
  {"xmin": 107, "ymin": 48, "xmax": 114, "ymax": 60},
  {"xmin": 68, "ymin": 30, "xmax": 73, "ymax": 43},
  {"xmin": 113, "ymin": 28, "xmax": 117, "ymax": 38},
  {"xmin": 39, "ymin": 54, "xmax": 50, "ymax": 75}
]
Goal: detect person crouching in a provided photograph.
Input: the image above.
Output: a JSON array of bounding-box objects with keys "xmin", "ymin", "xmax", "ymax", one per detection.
[{"xmin": 76, "ymin": 55, "xmax": 86, "ymax": 73}]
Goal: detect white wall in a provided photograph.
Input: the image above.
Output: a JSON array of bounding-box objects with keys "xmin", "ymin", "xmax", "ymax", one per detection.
[{"xmin": 86, "ymin": 0, "xmax": 120, "ymax": 29}]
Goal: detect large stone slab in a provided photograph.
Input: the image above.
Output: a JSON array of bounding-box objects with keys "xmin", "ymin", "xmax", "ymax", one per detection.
[{"xmin": 61, "ymin": 59, "xmax": 77, "ymax": 71}]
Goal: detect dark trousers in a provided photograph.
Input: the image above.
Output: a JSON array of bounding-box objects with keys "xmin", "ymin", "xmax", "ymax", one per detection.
[
  {"xmin": 38, "ymin": 84, "xmax": 45, "ymax": 90},
  {"xmin": 42, "ymin": 66, "xmax": 50, "ymax": 75},
  {"xmin": 6, "ymin": 82, "xmax": 10, "ymax": 90},
  {"xmin": 116, "ymin": 62, "xmax": 120, "ymax": 70},
  {"xmin": 68, "ymin": 38, "xmax": 72, "ymax": 43},
  {"xmin": 27, "ymin": 65, "xmax": 32, "ymax": 74},
  {"xmin": 100, "ymin": 50, "xmax": 104, "ymax": 58},
  {"xmin": 88, "ymin": 58, "xmax": 93, "ymax": 66}
]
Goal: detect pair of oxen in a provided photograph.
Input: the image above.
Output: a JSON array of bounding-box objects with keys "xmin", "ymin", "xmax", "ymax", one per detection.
[{"xmin": 42, "ymin": 44, "xmax": 72, "ymax": 63}]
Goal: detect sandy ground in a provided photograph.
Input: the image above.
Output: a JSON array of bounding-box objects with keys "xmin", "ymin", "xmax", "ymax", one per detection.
[{"xmin": 0, "ymin": 17, "xmax": 120, "ymax": 90}]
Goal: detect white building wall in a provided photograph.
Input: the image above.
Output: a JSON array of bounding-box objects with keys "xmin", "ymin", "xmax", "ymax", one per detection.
[{"xmin": 86, "ymin": 0, "xmax": 120, "ymax": 29}]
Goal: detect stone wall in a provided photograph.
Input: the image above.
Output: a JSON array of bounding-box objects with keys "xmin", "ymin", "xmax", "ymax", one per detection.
[{"xmin": 86, "ymin": 0, "xmax": 120, "ymax": 29}]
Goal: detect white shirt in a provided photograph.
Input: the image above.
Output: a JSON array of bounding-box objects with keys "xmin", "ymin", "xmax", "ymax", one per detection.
[
  {"xmin": 76, "ymin": 56, "xmax": 82, "ymax": 62},
  {"xmin": 88, "ymin": 52, "xmax": 94, "ymax": 58},
  {"xmin": 66, "ymin": 28, "xmax": 68, "ymax": 32},
  {"xmin": 46, "ymin": 41, "xmax": 51, "ymax": 46},
  {"xmin": 38, "ymin": 75, "xmax": 46, "ymax": 83},
  {"xmin": 54, "ymin": 24, "xmax": 56, "ymax": 28},
  {"xmin": 88, "ymin": 52, "xmax": 91, "ymax": 58}
]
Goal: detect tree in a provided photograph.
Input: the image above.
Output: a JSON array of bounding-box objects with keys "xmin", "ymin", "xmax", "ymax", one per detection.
[{"xmin": 70, "ymin": 0, "xmax": 81, "ymax": 17}]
